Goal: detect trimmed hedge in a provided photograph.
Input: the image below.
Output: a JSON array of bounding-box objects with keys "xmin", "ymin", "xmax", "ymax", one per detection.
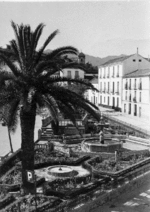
[{"xmin": 0, "ymin": 194, "xmax": 15, "ymax": 210}]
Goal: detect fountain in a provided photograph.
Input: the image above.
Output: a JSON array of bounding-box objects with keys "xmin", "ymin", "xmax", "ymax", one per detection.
[
  {"xmin": 82, "ymin": 113, "xmax": 122, "ymax": 153},
  {"xmin": 47, "ymin": 165, "xmax": 78, "ymax": 178}
]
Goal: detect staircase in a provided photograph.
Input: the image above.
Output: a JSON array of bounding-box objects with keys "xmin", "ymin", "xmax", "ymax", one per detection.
[{"xmin": 40, "ymin": 127, "xmax": 54, "ymax": 140}]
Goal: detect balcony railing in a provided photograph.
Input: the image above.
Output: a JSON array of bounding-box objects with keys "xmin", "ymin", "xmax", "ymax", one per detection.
[
  {"xmin": 116, "ymin": 74, "xmax": 119, "ymax": 77},
  {"xmin": 111, "ymin": 91, "xmax": 115, "ymax": 95},
  {"xmin": 107, "ymin": 75, "xmax": 109, "ymax": 78},
  {"xmin": 133, "ymin": 84, "xmax": 137, "ymax": 90},
  {"xmin": 115, "ymin": 91, "xmax": 119, "ymax": 95},
  {"xmin": 129, "ymin": 86, "xmax": 131, "ymax": 90},
  {"xmin": 129, "ymin": 96, "xmax": 132, "ymax": 101}
]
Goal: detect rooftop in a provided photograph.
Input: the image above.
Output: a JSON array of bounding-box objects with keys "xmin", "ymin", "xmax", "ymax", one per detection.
[
  {"xmin": 124, "ymin": 69, "xmax": 150, "ymax": 78},
  {"xmin": 100, "ymin": 55, "xmax": 132, "ymax": 66}
]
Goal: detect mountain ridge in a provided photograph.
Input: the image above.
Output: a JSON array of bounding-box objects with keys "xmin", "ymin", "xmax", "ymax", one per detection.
[{"xmin": 44, "ymin": 49, "xmax": 127, "ymax": 67}]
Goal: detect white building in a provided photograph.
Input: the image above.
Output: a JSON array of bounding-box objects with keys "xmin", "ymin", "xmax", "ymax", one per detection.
[
  {"xmin": 122, "ymin": 69, "xmax": 150, "ymax": 121},
  {"xmin": 86, "ymin": 77, "xmax": 99, "ymax": 106},
  {"xmin": 98, "ymin": 50, "xmax": 150, "ymax": 111},
  {"xmin": 60, "ymin": 52, "xmax": 85, "ymax": 79}
]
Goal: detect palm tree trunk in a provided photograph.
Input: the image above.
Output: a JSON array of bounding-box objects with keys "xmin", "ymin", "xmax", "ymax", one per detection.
[
  {"xmin": 8, "ymin": 127, "xmax": 13, "ymax": 153},
  {"xmin": 20, "ymin": 104, "xmax": 36, "ymax": 194}
]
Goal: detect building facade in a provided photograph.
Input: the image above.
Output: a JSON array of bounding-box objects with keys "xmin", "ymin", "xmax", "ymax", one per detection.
[
  {"xmin": 86, "ymin": 77, "xmax": 99, "ymax": 106},
  {"xmin": 98, "ymin": 51, "xmax": 150, "ymax": 111},
  {"xmin": 60, "ymin": 52, "xmax": 85, "ymax": 79},
  {"xmin": 122, "ymin": 69, "xmax": 150, "ymax": 120}
]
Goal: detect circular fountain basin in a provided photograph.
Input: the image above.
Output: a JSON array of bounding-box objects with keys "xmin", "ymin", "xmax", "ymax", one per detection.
[{"xmin": 47, "ymin": 165, "xmax": 77, "ymax": 178}]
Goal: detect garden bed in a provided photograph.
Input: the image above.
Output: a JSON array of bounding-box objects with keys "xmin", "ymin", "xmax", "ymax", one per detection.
[
  {"xmin": 34, "ymin": 149, "xmax": 90, "ymax": 169},
  {"xmin": 1, "ymin": 194, "xmax": 63, "ymax": 212},
  {"xmin": 87, "ymin": 150, "xmax": 150, "ymax": 178}
]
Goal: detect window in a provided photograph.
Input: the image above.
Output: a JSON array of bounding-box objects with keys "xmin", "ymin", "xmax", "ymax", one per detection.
[
  {"xmin": 104, "ymin": 97, "xmax": 105, "ymax": 103},
  {"xmin": 117, "ymin": 82, "xmax": 119, "ymax": 93},
  {"xmin": 139, "ymin": 92, "xmax": 141, "ymax": 102},
  {"xmin": 139, "ymin": 59, "xmax": 142, "ymax": 62},
  {"xmin": 134, "ymin": 79, "xmax": 136, "ymax": 89},
  {"xmin": 112, "ymin": 66, "xmax": 115, "ymax": 77},
  {"xmin": 108, "ymin": 82, "xmax": 109, "ymax": 93},
  {"xmin": 67, "ymin": 70, "xmax": 71, "ymax": 78},
  {"xmin": 133, "ymin": 59, "xmax": 136, "ymax": 62},
  {"xmin": 125, "ymin": 91, "xmax": 127, "ymax": 100},
  {"xmin": 75, "ymin": 70, "xmax": 79, "ymax": 78},
  {"xmin": 117, "ymin": 65, "xmax": 119, "ymax": 77},
  {"xmin": 124, "ymin": 104, "xmax": 126, "ymax": 113}
]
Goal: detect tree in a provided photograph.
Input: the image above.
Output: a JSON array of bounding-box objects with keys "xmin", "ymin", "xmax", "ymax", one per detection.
[
  {"xmin": 0, "ymin": 21, "xmax": 100, "ymax": 194},
  {"xmin": 0, "ymin": 104, "xmax": 18, "ymax": 153}
]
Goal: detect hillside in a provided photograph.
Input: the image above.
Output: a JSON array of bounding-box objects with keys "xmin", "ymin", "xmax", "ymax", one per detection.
[
  {"xmin": 44, "ymin": 49, "xmax": 126, "ymax": 67},
  {"xmin": 85, "ymin": 54, "xmax": 126, "ymax": 67}
]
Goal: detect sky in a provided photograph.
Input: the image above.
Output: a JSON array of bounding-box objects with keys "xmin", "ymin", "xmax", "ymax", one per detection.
[{"xmin": 0, "ymin": 0, "xmax": 149, "ymax": 58}]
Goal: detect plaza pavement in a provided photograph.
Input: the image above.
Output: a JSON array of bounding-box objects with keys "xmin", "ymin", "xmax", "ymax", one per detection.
[
  {"xmin": 92, "ymin": 178, "xmax": 150, "ymax": 212},
  {"xmin": 99, "ymin": 106, "xmax": 150, "ymax": 136}
]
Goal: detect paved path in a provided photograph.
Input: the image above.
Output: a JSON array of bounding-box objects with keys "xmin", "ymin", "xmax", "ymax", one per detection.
[
  {"xmin": 92, "ymin": 179, "xmax": 150, "ymax": 212},
  {"xmin": 99, "ymin": 106, "xmax": 150, "ymax": 136}
]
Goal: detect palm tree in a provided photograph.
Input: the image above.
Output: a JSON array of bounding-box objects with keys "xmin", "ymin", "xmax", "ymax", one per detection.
[{"xmin": 0, "ymin": 21, "xmax": 100, "ymax": 194}]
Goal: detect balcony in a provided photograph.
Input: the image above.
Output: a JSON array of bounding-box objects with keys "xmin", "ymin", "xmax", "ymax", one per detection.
[
  {"xmin": 107, "ymin": 90, "xmax": 110, "ymax": 94},
  {"xmin": 111, "ymin": 90, "xmax": 115, "ymax": 95},
  {"xmin": 129, "ymin": 96, "xmax": 132, "ymax": 101},
  {"xmin": 116, "ymin": 74, "xmax": 119, "ymax": 77},
  {"xmin": 133, "ymin": 84, "xmax": 137, "ymax": 90},
  {"xmin": 112, "ymin": 75, "xmax": 115, "ymax": 78},
  {"xmin": 129, "ymin": 86, "xmax": 131, "ymax": 90},
  {"xmin": 107, "ymin": 75, "xmax": 109, "ymax": 78},
  {"xmin": 115, "ymin": 91, "xmax": 119, "ymax": 95},
  {"xmin": 103, "ymin": 75, "xmax": 106, "ymax": 78}
]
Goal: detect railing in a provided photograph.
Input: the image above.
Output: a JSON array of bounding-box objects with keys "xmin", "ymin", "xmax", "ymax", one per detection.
[{"xmin": 103, "ymin": 113, "xmax": 150, "ymax": 136}]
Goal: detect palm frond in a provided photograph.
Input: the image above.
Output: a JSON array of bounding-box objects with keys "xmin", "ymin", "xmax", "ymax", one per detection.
[{"xmin": 44, "ymin": 46, "xmax": 78, "ymax": 60}]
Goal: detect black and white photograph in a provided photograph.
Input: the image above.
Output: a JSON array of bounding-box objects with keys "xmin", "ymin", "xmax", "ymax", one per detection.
[{"xmin": 0, "ymin": 0, "xmax": 150, "ymax": 211}]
